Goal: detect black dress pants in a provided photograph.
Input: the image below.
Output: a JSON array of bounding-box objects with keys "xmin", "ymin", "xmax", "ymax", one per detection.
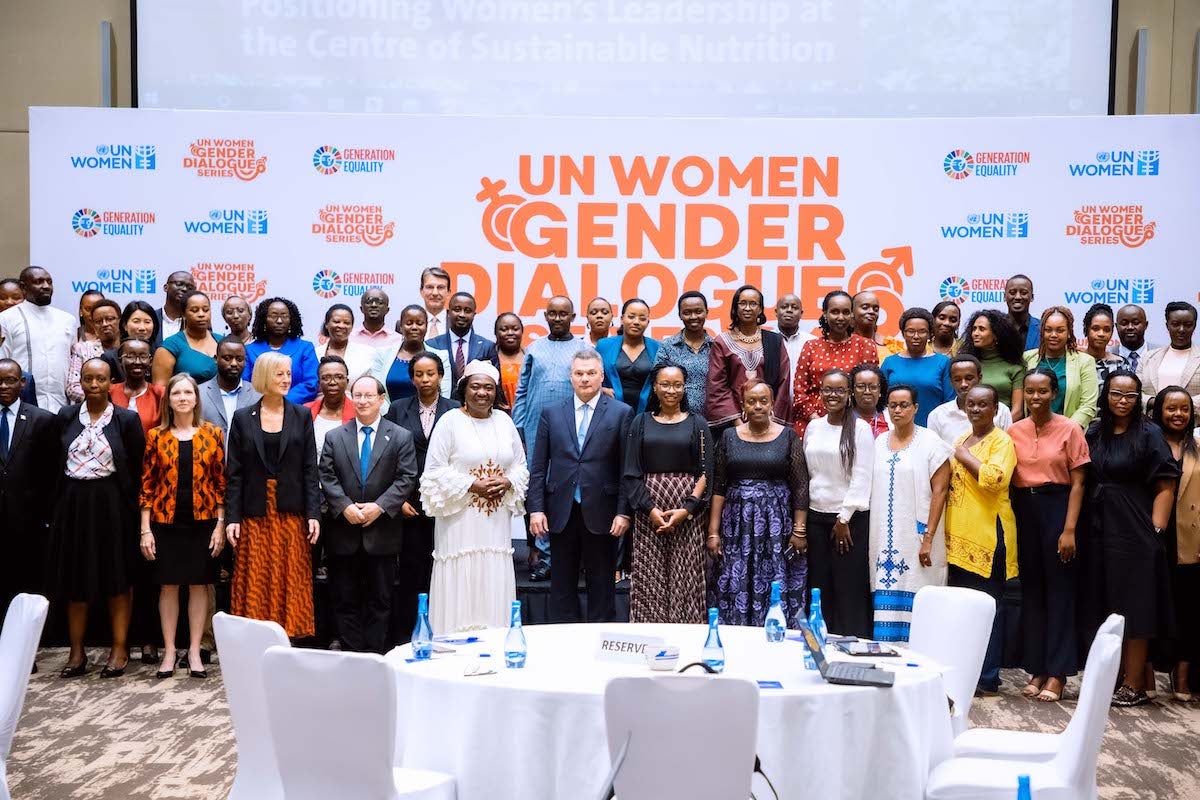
[
  {"xmin": 395, "ymin": 514, "xmax": 434, "ymax": 644},
  {"xmin": 329, "ymin": 547, "xmax": 397, "ymax": 655},
  {"xmin": 948, "ymin": 520, "xmax": 1006, "ymax": 691},
  {"xmin": 550, "ymin": 502, "xmax": 618, "ymax": 623},
  {"xmin": 806, "ymin": 509, "xmax": 872, "ymax": 639},
  {"xmin": 1013, "ymin": 486, "xmax": 1079, "ymax": 677}
]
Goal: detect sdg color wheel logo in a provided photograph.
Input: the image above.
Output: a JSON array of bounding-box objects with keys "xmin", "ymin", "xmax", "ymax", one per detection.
[
  {"xmin": 72, "ymin": 208, "xmax": 102, "ymax": 237},
  {"xmin": 939, "ymin": 276, "xmax": 969, "ymax": 304},
  {"xmin": 943, "ymin": 149, "xmax": 975, "ymax": 180},
  {"xmin": 313, "ymin": 146, "xmax": 342, "ymax": 175},
  {"xmin": 312, "ymin": 269, "xmax": 341, "ymax": 298}
]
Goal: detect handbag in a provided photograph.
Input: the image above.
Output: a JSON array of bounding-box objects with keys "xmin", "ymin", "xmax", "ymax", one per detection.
[{"xmin": 15, "ymin": 306, "xmax": 38, "ymax": 406}]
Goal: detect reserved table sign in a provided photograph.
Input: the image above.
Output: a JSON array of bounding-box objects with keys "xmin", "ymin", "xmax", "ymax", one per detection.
[{"xmin": 595, "ymin": 631, "xmax": 666, "ymax": 664}]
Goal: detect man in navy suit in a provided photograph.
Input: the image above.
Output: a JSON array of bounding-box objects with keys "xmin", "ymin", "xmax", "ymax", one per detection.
[
  {"xmin": 425, "ymin": 291, "xmax": 498, "ymax": 389},
  {"xmin": 528, "ymin": 349, "xmax": 631, "ymax": 623}
]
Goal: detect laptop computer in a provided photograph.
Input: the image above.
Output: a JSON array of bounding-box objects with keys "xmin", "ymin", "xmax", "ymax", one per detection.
[{"xmin": 796, "ymin": 619, "xmax": 894, "ymax": 687}]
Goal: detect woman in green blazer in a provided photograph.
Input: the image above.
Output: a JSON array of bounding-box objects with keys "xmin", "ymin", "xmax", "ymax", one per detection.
[{"xmin": 1023, "ymin": 306, "xmax": 1098, "ymax": 429}]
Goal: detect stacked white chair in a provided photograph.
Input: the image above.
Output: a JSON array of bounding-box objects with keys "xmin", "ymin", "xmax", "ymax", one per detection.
[
  {"xmin": 924, "ymin": 634, "xmax": 1123, "ymax": 800},
  {"xmin": 908, "ymin": 585, "xmax": 997, "ymax": 736},
  {"xmin": 0, "ymin": 594, "xmax": 49, "ymax": 800},
  {"xmin": 598, "ymin": 675, "xmax": 761, "ymax": 800},
  {"xmin": 213, "ymin": 612, "xmax": 289, "ymax": 800},
  {"xmin": 261, "ymin": 646, "xmax": 456, "ymax": 800}
]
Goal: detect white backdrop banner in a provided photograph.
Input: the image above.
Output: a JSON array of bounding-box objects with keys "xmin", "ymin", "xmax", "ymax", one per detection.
[{"xmin": 28, "ymin": 107, "xmax": 1200, "ymax": 342}]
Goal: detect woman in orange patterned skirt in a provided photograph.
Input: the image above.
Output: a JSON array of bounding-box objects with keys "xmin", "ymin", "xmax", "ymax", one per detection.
[{"xmin": 225, "ymin": 351, "xmax": 321, "ymax": 638}]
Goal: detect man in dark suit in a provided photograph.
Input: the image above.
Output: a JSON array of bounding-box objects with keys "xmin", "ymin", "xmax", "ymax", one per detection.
[
  {"xmin": 425, "ymin": 291, "xmax": 499, "ymax": 388},
  {"xmin": 199, "ymin": 339, "xmax": 261, "ymax": 437},
  {"xmin": 528, "ymin": 349, "xmax": 632, "ymax": 623},
  {"xmin": 319, "ymin": 374, "xmax": 418, "ymax": 654},
  {"xmin": 0, "ymin": 359, "xmax": 56, "ymax": 611},
  {"xmin": 383, "ymin": 352, "xmax": 460, "ymax": 641}
]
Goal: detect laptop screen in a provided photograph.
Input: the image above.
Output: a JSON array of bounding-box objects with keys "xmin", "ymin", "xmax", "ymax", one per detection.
[{"xmin": 795, "ymin": 620, "xmax": 827, "ymax": 671}]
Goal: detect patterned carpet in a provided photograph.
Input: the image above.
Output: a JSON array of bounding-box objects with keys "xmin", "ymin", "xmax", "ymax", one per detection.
[{"xmin": 8, "ymin": 651, "xmax": 1200, "ymax": 799}]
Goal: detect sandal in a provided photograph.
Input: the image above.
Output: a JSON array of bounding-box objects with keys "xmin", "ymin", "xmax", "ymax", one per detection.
[
  {"xmin": 1021, "ymin": 678, "xmax": 1045, "ymax": 698},
  {"xmin": 1036, "ymin": 677, "xmax": 1064, "ymax": 702},
  {"xmin": 1169, "ymin": 668, "xmax": 1193, "ymax": 702}
]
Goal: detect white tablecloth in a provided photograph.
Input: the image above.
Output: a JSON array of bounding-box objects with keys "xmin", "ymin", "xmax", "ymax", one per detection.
[{"xmin": 386, "ymin": 623, "xmax": 954, "ymax": 800}]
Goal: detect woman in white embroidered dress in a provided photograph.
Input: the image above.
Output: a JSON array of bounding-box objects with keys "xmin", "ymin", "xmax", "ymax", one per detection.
[
  {"xmin": 868, "ymin": 383, "xmax": 952, "ymax": 644},
  {"xmin": 420, "ymin": 360, "xmax": 528, "ymax": 632}
]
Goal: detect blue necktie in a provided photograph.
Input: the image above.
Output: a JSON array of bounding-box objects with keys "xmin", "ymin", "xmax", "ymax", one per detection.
[
  {"xmin": 1128, "ymin": 350, "xmax": 1139, "ymax": 373},
  {"xmin": 574, "ymin": 403, "xmax": 590, "ymax": 503},
  {"xmin": 0, "ymin": 407, "xmax": 9, "ymax": 461},
  {"xmin": 360, "ymin": 425, "xmax": 373, "ymax": 487}
]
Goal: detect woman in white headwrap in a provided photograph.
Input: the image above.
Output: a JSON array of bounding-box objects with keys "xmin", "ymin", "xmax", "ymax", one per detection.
[{"xmin": 419, "ymin": 360, "xmax": 529, "ymax": 631}]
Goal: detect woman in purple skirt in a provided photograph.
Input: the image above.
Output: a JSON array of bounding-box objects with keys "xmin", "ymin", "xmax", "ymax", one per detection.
[{"xmin": 708, "ymin": 381, "xmax": 810, "ymax": 626}]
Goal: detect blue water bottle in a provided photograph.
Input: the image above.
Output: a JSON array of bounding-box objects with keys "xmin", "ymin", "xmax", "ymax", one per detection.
[
  {"xmin": 411, "ymin": 593, "xmax": 433, "ymax": 660},
  {"xmin": 764, "ymin": 581, "xmax": 786, "ymax": 643},
  {"xmin": 504, "ymin": 600, "xmax": 527, "ymax": 669},
  {"xmin": 702, "ymin": 607, "xmax": 725, "ymax": 673},
  {"xmin": 1016, "ymin": 775, "xmax": 1032, "ymax": 800},
  {"xmin": 809, "ymin": 588, "xmax": 829, "ymax": 646}
]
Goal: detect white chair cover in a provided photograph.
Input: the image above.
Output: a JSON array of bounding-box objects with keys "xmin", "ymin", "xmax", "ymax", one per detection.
[
  {"xmin": 925, "ymin": 634, "xmax": 1122, "ymax": 800},
  {"xmin": 909, "ymin": 586, "xmax": 996, "ymax": 736},
  {"xmin": 953, "ymin": 614, "xmax": 1126, "ymax": 763},
  {"xmin": 213, "ymin": 612, "xmax": 289, "ymax": 800},
  {"xmin": 261, "ymin": 646, "xmax": 455, "ymax": 800},
  {"xmin": 0, "ymin": 594, "xmax": 48, "ymax": 800},
  {"xmin": 600, "ymin": 675, "xmax": 760, "ymax": 800}
]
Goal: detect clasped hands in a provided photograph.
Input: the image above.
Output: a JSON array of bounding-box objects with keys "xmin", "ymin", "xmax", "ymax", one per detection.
[
  {"xmin": 649, "ymin": 507, "xmax": 688, "ymax": 535},
  {"xmin": 470, "ymin": 475, "xmax": 511, "ymax": 501},
  {"xmin": 342, "ymin": 502, "xmax": 384, "ymax": 526}
]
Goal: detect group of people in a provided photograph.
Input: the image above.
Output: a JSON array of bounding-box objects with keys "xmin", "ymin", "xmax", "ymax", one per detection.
[{"xmin": 1, "ymin": 264, "xmax": 1198, "ymax": 708}]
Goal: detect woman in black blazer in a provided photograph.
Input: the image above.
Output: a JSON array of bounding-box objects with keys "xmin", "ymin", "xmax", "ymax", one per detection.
[
  {"xmin": 383, "ymin": 351, "xmax": 460, "ymax": 639},
  {"xmin": 225, "ymin": 351, "xmax": 321, "ymax": 638},
  {"xmin": 47, "ymin": 358, "xmax": 146, "ymax": 678}
]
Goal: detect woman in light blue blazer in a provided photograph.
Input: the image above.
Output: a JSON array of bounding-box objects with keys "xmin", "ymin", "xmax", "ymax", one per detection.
[{"xmin": 595, "ymin": 298, "xmax": 661, "ymax": 414}]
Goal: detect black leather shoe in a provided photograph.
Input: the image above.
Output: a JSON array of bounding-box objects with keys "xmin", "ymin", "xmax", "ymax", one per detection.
[
  {"xmin": 189, "ymin": 669, "xmax": 208, "ymax": 679},
  {"xmin": 529, "ymin": 562, "xmax": 551, "ymax": 582},
  {"xmin": 156, "ymin": 667, "xmax": 177, "ymax": 679}
]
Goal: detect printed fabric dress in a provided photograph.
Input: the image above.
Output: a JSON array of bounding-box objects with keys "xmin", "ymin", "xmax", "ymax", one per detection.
[
  {"xmin": 868, "ymin": 427, "xmax": 953, "ymax": 643},
  {"xmin": 712, "ymin": 427, "xmax": 809, "ymax": 627},
  {"xmin": 420, "ymin": 409, "xmax": 528, "ymax": 632}
]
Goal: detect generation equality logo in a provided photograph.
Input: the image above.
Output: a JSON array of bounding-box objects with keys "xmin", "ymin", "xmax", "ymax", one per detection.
[
  {"xmin": 938, "ymin": 276, "xmax": 1007, "ymax": 305},
  {"xmin": 943, "ymin": 148, "xmax": 1029, "ymax": 179},
  {"xmin": 183, "ymin": 209, "xmax": 270, "ymax": 235},
  {"xmin": 312, "ymin": 269, "xmax": 396, "ymax": 298},
  {"xmin": 312, "ymin": 145, "xmax": 395, "ymax": 174},
  {"xmin": 70, "ymin": 144, "xmax": 156, "ymax": 170},
  {"xmin": 71, "ymin": 208, "xmax": 156, "ymax": 237},
  {"xmin": 940, "ymin": 212, "xmax": 1029, "ymax": 239}
]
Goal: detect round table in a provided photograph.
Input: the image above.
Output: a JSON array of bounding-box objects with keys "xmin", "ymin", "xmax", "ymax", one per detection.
[{"xmin": 386, "ymin": 623, "xmax": 954, "ymax": 799}]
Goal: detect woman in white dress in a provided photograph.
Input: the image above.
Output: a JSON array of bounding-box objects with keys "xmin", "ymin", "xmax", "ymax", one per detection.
[
  {"xmin": 420, "ymin": 360, "xmax": 528, "ymax": 632},
  {"xmin": 869, "ymin": 382, "xmax": 952, "ymax": 643}
]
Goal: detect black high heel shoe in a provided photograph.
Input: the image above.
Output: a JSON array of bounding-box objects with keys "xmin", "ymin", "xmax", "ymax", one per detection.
[
  {"xmin": 59, "ymin": 659, "xmax": 90, "ymax": 679},
  {"xmin": 100, "ymin": 662, "xmax": 128, "ymax": 679}
]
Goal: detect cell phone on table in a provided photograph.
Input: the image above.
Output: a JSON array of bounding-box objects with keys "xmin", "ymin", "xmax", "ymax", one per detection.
[{"xmin": 834, "ymin": 640, "xmax": 900, "ymax": 657}]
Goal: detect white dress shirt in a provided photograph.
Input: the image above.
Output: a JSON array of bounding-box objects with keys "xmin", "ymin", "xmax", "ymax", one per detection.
[
  {"xmin": 316, "ymin": 340, "xmax": 378, "ymax": 383},
  {"xmin": 357, "ymin": 416, "xmax": 381, "ymax": 451},
  {"xmin": 803, "ymin": 414, "xmax": 875, "ymax": 521},
  {"xmin": 0, "ymin": 398, "xmax": 20, "ymax": 453},
  {"xmin": 927, "ymin": 399, "xmax": 1013, "ymax": 446},
  {"xmin": 0, "ymin": 301, "xmax": 76, "ymax": 411},
  {"xmin": 159, "ymin": 307, "xmax": 183, "ymax": 340},
  {"xmin": 1115, "ymin": 341, "xmax": 1156, "ymax": 372}
]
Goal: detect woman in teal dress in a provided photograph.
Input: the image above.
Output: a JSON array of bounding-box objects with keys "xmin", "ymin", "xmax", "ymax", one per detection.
[{"xmin": 151, "ymin": 291, "xmax": 223, "ymax": 386}]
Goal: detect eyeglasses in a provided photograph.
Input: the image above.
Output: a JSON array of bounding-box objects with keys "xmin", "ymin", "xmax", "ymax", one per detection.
[
  {"xmin": 820, "ymin": 387, "xmax": 848, "ymax": 396},
  {"xmin": 887, "ymin": 401, "xmax": 914, "ymax": 411},
  {"xmin": 853, "ymin": 383, "xmax": 880, "ymax": 393},
  {"xmin": 1108, "ymin": 390, "xmax": 1140, "ymax": 401},
  {"xmin": 351, "ymin": 393, "xmax": 380, "ymax": 401},
  {"xmin": 737, "ymin": 300, "xmax": 761, "ymax": 308}
]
